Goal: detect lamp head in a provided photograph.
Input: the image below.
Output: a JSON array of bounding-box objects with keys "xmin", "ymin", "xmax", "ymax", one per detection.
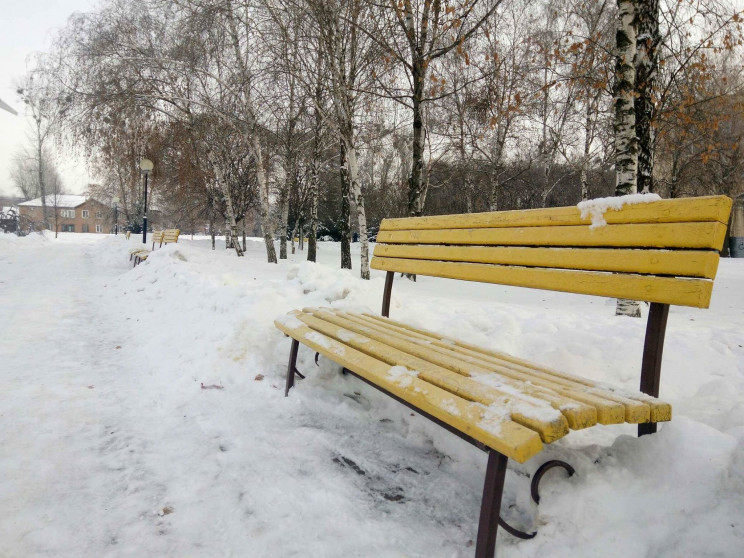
[{"xmin": 139, "ymin": 158, "xmax": 154, "ymax": 174}]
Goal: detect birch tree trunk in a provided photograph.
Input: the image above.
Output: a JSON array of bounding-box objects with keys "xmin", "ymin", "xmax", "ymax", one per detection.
[
  {"xmin": 488, "ymin": 139, "xmax": 505, "ymax": 211},
  {"xmin": 279, "ymin": 187, "xmax": 289, "ymax": 259},
  {"xmin": 614, "ymin": 0, "xmax": 638, "ymax": 196},
  {"xmin": 408, "ymin": 74, "xmax": 426, "ymax": 217},
  {"xmin": 250, "ymin": 136, "xmax": 278, "ymax": 264},
  {"xmin": 307, "ymin": 159, "xmax": 319, "ymax": 262},
  {"xmin": 615, "ymin": 0, "xmax": 641, "ymax": 317},
  {"xmin": 37, "ymin": 125, "xmax": 48, "ymax": 230},
  {"xmin": 223, "ymin": 196, "xmax": 243, "ymax": 256},
  {"xmin": 339, "ymin": 141, "xmax": 352, "ymax": 270},
  {"xmin": 580, "ymin": 95, "xmax": 596, "ymax": 201},
  {"xmin": 206, "ymin": 150, "xmax": 243, "ymax": 257},
  {"xmin": 210, "ymin": 209, "xmax": 215, "ymax": 250},
  {"xmin": 635, "ymin": 0, "xmax": 660, "ymax": 194},
  {"xmin": 290, "ymin": 221, "xmax": 297, "ymax": 254},
  {"xmin": 343, "ymin": 139, "xmax": 370, "ymax": 279},
  {"xmin": 488, "ymin": 174, "xmax": 500, "ymax": 211}
]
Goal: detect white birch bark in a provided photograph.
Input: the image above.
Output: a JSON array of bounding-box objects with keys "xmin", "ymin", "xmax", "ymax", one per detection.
[
  {"xmin": 615, "ymin": 0, "xmax": 641, "ymax": 317},
  {"xmin": 307, "ymin": 159, "xmax": 319, "ymax": 262},
  {"xmin": 279, "ymin": 187, "xmax": 289, "ymax": 259},
  {"xmin": 250, "ymin": 135, "xmax": 278, "ymax": 264},
  {"xmin": 635, "ymin": 0, "xmax": 660, "ymax": 194},
  {"xmin": 614, "ymin": 0, "xmax": 638, "ymax": 196},
  {"xmin": 343, "ymin": 141, "xmax": 370, "ymax": 280},
  {"xmin": 206, "ymin": 149, "xmax": 243, "ymax": 257}
]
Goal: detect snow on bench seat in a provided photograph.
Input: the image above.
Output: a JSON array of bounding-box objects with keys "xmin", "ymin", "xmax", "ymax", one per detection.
[{"xmin": 274, "ymin": 308, "xmax": 671, "ymax": 464}]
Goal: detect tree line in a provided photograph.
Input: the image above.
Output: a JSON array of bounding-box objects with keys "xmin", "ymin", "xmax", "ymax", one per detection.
[{"xmin": 13, "ymin": 0, "xmax": 744, "ymax": 276}]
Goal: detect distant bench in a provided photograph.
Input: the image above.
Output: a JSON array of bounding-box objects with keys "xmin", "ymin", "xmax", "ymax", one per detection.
[
  {"xmin": 275, "ymin": 195, "xmax": 732, "ymax": 558},
  {"xmin": 129, "ymin": 229, "xmax": 180, "ymax": 266}
]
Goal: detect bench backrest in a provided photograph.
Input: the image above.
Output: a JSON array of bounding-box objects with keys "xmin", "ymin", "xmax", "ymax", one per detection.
[
  {"xmin": 371, "ymin": 196, "xmax": 733, "ymax": 309},
  {"xmin": 152, "ymin": 230, "xmax": 165, "ymax": 243},
  {"xmin": 163, "ymin": 229, "xmax": 180, "ymax": 244}
]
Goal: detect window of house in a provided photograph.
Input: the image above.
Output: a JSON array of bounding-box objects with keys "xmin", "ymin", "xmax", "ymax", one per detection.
[
  {"xmin": 96, "ymin": 211, "xmax": 103, "ymax": 219},
  {"xmin": 62, "ymin": 224, "xmax": 75, "ymax": 232},
  {"xmin": 61, "ymin": 209, "xmax": 75, "ymax": 218},
  {"xmin": 82, "ymin": 224, "xmax": 89, "ymax": 233},
  {"xmin": 95, "ymin": 224, "xmax": 102, "ymax": 233},
  {"xmin": 82, "ymin": 210, "xmax": 89, "ymax": 218}
]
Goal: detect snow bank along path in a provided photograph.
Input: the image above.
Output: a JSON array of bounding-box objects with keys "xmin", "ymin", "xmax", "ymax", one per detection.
[{"xmin": 1, "ymin": 232, "xmax": 743, "ymax": 557}]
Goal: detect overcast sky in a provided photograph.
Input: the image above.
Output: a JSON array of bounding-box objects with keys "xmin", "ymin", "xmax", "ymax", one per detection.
[{"xmin": 0, "ymin": 0, "xmax": 97, "ymax": 198}]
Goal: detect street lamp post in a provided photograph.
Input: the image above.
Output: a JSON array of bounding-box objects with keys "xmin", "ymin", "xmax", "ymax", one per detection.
[
  {"xmin": 139, "ymin": 158, "xmax": 154, "ymax": 244},
  {"xmin": 112, "ymin": 196, "xmax": 119, "ymax": 235}
]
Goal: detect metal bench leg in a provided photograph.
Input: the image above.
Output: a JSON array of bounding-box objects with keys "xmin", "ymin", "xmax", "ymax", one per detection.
[
  {"xmin": 284, "ymin": 339, "xmax": 300, "ymax": 397},
  {"xmin": 639, "ymin": 302, "xmax": 669, "ymax": 437},
  {"xmin": 475, "ymin": 450, "xmax": 508, "ymax": 558}
]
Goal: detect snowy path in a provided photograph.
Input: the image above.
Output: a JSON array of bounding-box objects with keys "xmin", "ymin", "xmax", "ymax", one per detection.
[
  {"xmin": 1, "ymin": 233, "xmax": 743, "ymax": 557},
  {"xmin": 0, "ymin": 236, "xmax": 478, "ymax": 557},
  {"xmin": 0, "ymin": 236, "xmax": 133, "ymax": 554}
]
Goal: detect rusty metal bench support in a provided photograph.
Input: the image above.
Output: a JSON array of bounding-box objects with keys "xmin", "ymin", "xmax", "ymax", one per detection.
[
  {"xmin": 284, "ymin": 339, "xmax": 300, "ymax": 397},
  {"xmin": 476, "ymin": 451, "xmax": 509, "ymax": 558},
  {"xmin": 639, "ymin": 303, "xmax": 670, "ymax": 437},
  {"xmin": 284, "ymin": 343, "xmax": 556, "ymax": 556}
]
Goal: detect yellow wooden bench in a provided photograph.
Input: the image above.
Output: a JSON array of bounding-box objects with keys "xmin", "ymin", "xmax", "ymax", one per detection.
[
  {"xmin": 130, "ymin": 230, "xmax": 179, "ymax": 266},
  {"xmin": 274, "ymin": 195, "xmax": 732, "ymax": 557},
  {"xmin": 159, "ymin": 228, "xmax": 180, "ymax": 248},
  {"xmin": 129, "ymin": 231, "xmax": 164, "ymax": 266}
]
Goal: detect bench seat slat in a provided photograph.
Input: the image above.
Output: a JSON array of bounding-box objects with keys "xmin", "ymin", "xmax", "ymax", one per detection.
[
  {"xmin": 379, "ymin": 195, "xmax": 733, "ymax": 231},
  {"xmin": 377, "ymin": 221, "xmax": 727, "ymax": 250},
  {"xmin": 304, "ymin": 310, "xmax": 600, "ymax": 430},
  {"xmin": 373, "ymin": 245, "xmax": 720, "ymax": 279},
  {"xmin": 371, "ymin": 257, "xmax": 713, "ymax": 308},
  {"xmin": 295, "ymin": 311, "xmax": 572, "ymax": 442},
  {"xmin": 274, "ymin": 314, "xmax": 544, "ymax": 463},
  {"xmin": 358, "ymin": 312, "xmax": 672, "ymax": 423},
  {"xmin": 321, "ymin": 309, "xmax": 648, "ymax": 424}
]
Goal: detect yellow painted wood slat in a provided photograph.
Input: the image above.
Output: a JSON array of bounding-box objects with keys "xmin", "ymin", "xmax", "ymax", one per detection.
[
  {"xmin": 331, "ymin": 309, "xmax": 652, "ymax": 424},
  {"xmin": 274, "ymin": 314, "xmax": 544, "ymax": 463},
  {"xmin": 344, "ymin": 311, "xmax": 660, "ymax": 424},
  {"xmin": 303, "ymin": 310, "xmax": 598, "ymax": 430},
  {"xmin": 373, "ymin": 244, "xmax": 720, "ymax": 279},
  {"xmin": 358, "ymin": 312, "xmax": 672, "ymax": 423},
  {"xmin": 163, "ymin": 230, "xmax": 180, "ymax": 243},
  {"xmin": 371, "ymin": 257, "xmax": 713, "ymax": 308},
  {"xmin": 379, "ymin": 195, "xmax": 733, "ymax": 231},
  {"xmin": 310, "ymin": 309, "xmax": 633, "ymax": 425},
  {"xmin": 294, "ymin": 312, "xmax": 570, "ymax": 443},
  {"xmin": 376, "ymin": 221, "xmax": 728, "ymax": 250}
]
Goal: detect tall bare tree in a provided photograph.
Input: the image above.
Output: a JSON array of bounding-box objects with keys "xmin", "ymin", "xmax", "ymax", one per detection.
[{"xmin": 366, "ymin": 0, "xmax": 506, "ymax": 217}]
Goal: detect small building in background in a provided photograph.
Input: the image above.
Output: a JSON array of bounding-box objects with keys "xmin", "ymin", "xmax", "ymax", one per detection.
[{"xmin": 18, "ymin": 195, "xmax": 113, "ymax": 234}]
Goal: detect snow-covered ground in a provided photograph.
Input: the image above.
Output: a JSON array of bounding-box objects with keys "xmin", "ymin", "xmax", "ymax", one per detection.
[{"xmin": 1, "ymin": 231, "xmax": 743, "ymax": 558}]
